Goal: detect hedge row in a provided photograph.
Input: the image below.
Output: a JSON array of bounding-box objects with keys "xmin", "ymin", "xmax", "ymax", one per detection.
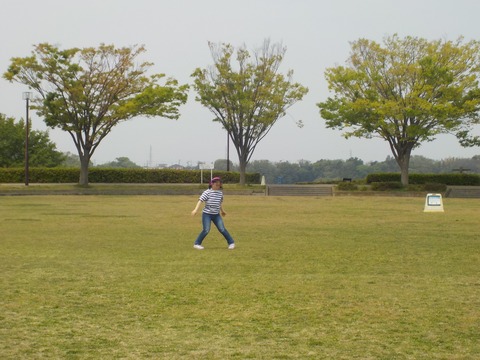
[
  {"xmin": 366, "ymin": 173, "xmax": 480, "ymax": 186},
  {"xmin": 0, "ymin": 168, "xmax": 261, "ymax": 184}
]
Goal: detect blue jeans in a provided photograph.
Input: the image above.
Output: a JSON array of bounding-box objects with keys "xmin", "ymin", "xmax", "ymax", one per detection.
[{"xmin": 194, "ymin": 212, "xmax": 235, "ymax": 245}]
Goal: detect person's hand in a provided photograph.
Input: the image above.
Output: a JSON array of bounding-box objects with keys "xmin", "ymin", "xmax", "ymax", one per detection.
[
  {"xmin": 221, "ymin": 210, "xmax": 226, "ymax": 216},
  {"xmin": 191, "ymin": 209, "xmax": 197, "ymax": 216}
]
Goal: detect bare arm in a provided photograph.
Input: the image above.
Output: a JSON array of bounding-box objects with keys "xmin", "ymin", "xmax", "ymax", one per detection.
[{"xmin": 191, "ymin": 200, "xmax": 202, "ymax": 216}]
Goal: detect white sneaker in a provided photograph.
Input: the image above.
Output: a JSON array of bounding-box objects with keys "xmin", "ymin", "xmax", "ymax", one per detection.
[
  {"xmin": 228, "ymin": 243, "xmax": 235, "ymax": 250},
  {"xmin": 193, "ymin": 244, "xmax": 204, "ymax": 250}
]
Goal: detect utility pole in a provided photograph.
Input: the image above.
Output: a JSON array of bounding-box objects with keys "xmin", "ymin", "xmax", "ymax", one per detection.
[{"xmin": 22, "ymin": 92, "xmax": 33, "ymax": 186}]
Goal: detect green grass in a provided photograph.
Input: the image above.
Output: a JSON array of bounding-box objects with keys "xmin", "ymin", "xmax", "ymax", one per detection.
[{"xmin": 1, "ymin": 195, "xmax": 479, "ymax": 359}]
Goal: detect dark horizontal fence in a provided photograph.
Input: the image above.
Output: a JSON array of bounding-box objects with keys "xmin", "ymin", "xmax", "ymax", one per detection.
[
  {"xmin": 0, "ymin": 168, "xmax": 261, "ymax": 184},
  {"xmin": 366, "ymin": 172, "xmax": 480, "ymax": 186}
]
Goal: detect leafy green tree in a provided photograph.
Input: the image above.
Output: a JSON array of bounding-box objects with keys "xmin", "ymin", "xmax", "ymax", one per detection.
[
  {"xmin": 365, "ymin": 156, "xmax": 400, "ymax": 174},
  {"xmin": 341, "ymin": 157, "xmax": 365, "ymax": 179},
  {"xmin": 4, "ymin": 43, "xmax": 189, "ymax": 185},
  {"xmin": 246, "ymin": 160, "xmax": 278, "ymax": 184},
  {"xmin": 192, "ymin": 40, "xmax": 308, "ymax": 185},
  {"xmin": 0, "ymin": 113, "xmax": 64, "ymax": 167},
  {"xmin": 0, "ymin": 114, "xmax": 23, "ymax": 167},
  {"xmin": 29, "ymin": 129, "xmax": 66, "ymax": 167},
  {"xmin": 318, "ymin": 35, "xmax": 480, "ymax": 185},
  {"xmin": 98, "ymin": 157, "xmax": 141, "ymax": 168},
  {"xmin": 214, "ymin": 159, "xmax": 235, "ymax": 171},
  {"xmin": 61, "ymin": 152, "xmax": 81, "ymax": 168},
  {"xmin": 408, "ymin": 155, "xmax": 442, "ymax": 174},
  {"xmin": 312, "ymin": 159, "xmax": 345, "ymax": 180},
  {"xmin": 457, "ymin": 130, "xmax": 480, "ymax": 148}
]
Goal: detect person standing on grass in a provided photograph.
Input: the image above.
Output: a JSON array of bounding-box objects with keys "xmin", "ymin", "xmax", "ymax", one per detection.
[{"xmin": 191, "ymin": 176, "xmax": 235, "ymax": 250}]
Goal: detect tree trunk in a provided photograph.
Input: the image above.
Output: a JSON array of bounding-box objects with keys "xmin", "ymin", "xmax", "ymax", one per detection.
[
  {"xmin": 399, "ymin": 161, "xmax": 409, "ymax": 186},
  {"xmin": 79, "ymin": 155, "xmax": 90, "ymax": 186},
  {"xmin": 395, "ymin": 154, "xmax": 410, "ymax": 186},
  {"xmin": 389, "ymin": 139, "xmax": 414, "ymax": 187},
  {"xmin": 238, "ymin": 160, "xmax": 247, "ymax": 186}
]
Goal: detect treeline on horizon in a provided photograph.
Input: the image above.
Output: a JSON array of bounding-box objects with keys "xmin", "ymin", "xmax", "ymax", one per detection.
[
  {"xmin": 89, "ymin": 154, "xmax": 480, "ymax": 185},
  {"xmin": 241, "ymin": 155, "xmax": 480, "ymax": 184}
]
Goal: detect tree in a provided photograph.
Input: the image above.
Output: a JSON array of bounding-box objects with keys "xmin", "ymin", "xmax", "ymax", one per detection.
[
  {"xmin": 98, "ymin": 157, "xmax": 141, "ymax": 168},
  {"xmin": 191, "ymin": 40, "xmax": 308, "ymax": 185},
  {"xmin": 318, "ymin": 35, "xmax": 480, "ymax": 185},
  {"xmin": 0, "ymin": 113, "xmax": 65, "ymax": 167},
  {"xmin": 214, "ymin": 159, "xmax": 235, "ymax": 171},
  {"xmin": 4, "ymin": 43, "xmax": 189, "ymax": 185},
  {"xmin": 61, "ymin": 152, "xmax": 81, "ymax": 168},
  {"xmin": 457, "ymin": 129, "xmax": 480, "ymax": 148},
  {"xmin": 246, "ymin": 160, "xmax": 277, "ymax": 183}
]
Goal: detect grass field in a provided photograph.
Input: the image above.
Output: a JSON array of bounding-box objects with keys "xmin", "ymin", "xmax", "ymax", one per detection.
[{"xmin": 1, "ymin": 195, "xmax": 479, "ymax": 359}]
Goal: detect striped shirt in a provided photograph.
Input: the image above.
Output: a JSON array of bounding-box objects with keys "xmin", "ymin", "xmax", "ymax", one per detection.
[{"xmin": 199, "ymin": 189, "xmax": 224, "ymax": 214}]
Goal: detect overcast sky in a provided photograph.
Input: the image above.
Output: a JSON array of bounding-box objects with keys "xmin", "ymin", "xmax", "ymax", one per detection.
[{"xmin": 1, "ymin": 0, "xmax": 479, "ymax": 167}]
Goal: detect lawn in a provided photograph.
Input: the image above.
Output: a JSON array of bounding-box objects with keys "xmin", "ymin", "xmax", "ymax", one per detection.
[{"xmin": 1, "ymin": 195, "xmax": 479, "ymax": 359}]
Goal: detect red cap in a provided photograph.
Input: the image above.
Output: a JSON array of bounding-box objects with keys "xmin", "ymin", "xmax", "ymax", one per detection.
[{"xmin": 210, "ymin": 177, "xmax": 222, "ymax": 184}]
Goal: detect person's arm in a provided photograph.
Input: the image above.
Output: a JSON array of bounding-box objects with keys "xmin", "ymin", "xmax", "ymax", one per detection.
[
  {"xmin": 220, "ymin": 205, "xmax": 226, "ymax": 217},
  {"xmin": 191, "ymin": 200, "xmax": 203, "ymax": 216}
]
